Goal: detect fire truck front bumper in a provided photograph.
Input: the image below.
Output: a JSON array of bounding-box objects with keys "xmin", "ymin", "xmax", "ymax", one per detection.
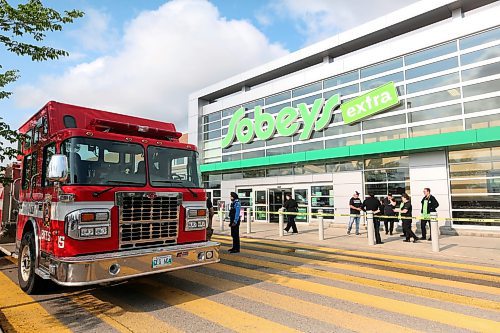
[{"xmin": 46, "ymin": 241, "xmax": 220, "ymax": 286}]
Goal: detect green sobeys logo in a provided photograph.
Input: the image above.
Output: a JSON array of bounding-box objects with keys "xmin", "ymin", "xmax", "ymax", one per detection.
[{"xmin": 221, "ymin": 81, "xmax": 399, "ymax": 149}]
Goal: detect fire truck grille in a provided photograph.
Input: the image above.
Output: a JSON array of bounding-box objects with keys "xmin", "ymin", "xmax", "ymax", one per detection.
[{"xmin": 116, "ymin": 192, "xmax": 181, "ymax": 250}]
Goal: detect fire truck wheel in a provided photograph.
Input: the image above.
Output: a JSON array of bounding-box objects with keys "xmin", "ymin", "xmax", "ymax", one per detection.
[{"xmin": 18, "ymin": 231, "xmax": 44, "ymax": 294}]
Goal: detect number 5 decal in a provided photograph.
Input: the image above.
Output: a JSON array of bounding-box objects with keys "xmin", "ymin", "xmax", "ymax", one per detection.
[{"xmin": 58, "ymin": 236, "xmax": 65, "ymax": 249}]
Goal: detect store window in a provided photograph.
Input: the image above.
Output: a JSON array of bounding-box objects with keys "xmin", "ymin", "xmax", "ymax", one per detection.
[
  {"xmin": 294, "ymin": 188, "xmax": 309, "ymax": 223},
  {"xmin": 409, "ymin": 120, "xmax": 463, "ymax": 138},
  {"xmin": 311, "ymin": 185, "xmax": 334, "ymax": 219},
  {"xmin": 449, "ymin": 147, "xmax": 500, "ymax": 226},
  {"xmin": 465, "ymin": 114, "xmax": 500, "ymax": 129},
  {"xmin": 323, "ymin": 71, "xmax": 359, "ymax": 89},
  {"xmin": 464, "ymin": 95, "xmax": 500, "ymax": 114},
  {"xmin": 405, "ymin": 41, "xmax": 457, "ymax": 66},
  {"xmin": 364, "ymin": 156, "xmax": 410, "ymax": 199},
  {"xmin": 461, "ymin": 44, "xmax": 500, "ymax": 66},
  {"xmin": 360, "ymin": 58, "xmax": 403, "ymax": 78},
  {"xmin": 459, "ymin": 27, "xmax": 500, "ymax": 50},
  {"xmin": 462, "ymin": 78, "xmax": 500, "ymax": 98}
]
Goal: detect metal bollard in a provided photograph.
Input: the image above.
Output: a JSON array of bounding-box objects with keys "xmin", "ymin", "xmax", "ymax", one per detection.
[
  {"xmin": 247, "ymin": 208, "xmax": 252, "ymax": 234},
  {"xmin": 366, "ymin": 211, "xmax": 375, "ymax": 246},
  {"xmin": 219, "ymin": 210, "xmax": 224, "ymax": 232},
  {"xmin": 279, "ymin": 208, "xmax": 284, "ymax": 237},
  {"xmin": 430, "ymin": 212, "xmax": 440, "ymax": 252},
  {"xmin": 318, "ymin": 209, "xmax": 324, "ymax": 240}
]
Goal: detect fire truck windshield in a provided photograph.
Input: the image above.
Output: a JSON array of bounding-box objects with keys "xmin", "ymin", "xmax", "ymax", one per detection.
[
  {"xmin": 147, "ymin": 146, "xmax": 201, "ymax": 188},
  {"xmin": 62, "ymin": 137, "xmax": 146, "ymax": 186}
]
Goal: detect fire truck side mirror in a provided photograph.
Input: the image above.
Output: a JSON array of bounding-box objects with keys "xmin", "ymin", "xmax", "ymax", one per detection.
[{"xmin": 47, "ymin": 154, "xmax": 69, "ymax": 183}]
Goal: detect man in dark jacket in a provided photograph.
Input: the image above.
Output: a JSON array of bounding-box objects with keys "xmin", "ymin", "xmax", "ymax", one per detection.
[
  {"xmin": 228, "ymin": 192, "xmax": 241, "ymax": 253},
  {"xmin": 420, "ymin": 188, "xmax": 439, "ymax": 241},
  {"xmin": 283, "ymin": 193, "xmax": 299, "ymax": 234},
  {"xmin": 362, "ymin": 193, "xmax": 383, "ymax": 244},
  {"xmin": 382, "ymin": 193, "xmax": 396, "ymax": 235}
]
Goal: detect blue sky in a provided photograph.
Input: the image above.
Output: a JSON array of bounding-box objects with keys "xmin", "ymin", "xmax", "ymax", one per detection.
[{"xmin": 0, "ymin": 0, "xmax": 418, "ymax": 142}]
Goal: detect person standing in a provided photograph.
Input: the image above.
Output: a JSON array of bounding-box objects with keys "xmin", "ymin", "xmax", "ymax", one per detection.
[
  {"xmin": 420, "ymin": 188, "xmax": 439, "ymax": 241},
  {"xmin": 347, "ymin": 191, "xmax": 363, "ymax": 235},
  {"xmin": 362, "ymin": 193, "xmax": 383, "ymax": 244},
  {"xmin": 228, "ymin": 192, "xmax": 241, "ymax": 253},
  {"xmin": 382, "ymin": 193, "xmax": 396, "ymax": 235},
  {"xmin": 206, "ymin": 198, "xmax": 214, "ymax": 241},
  {"xmin": 396, "ymin": 193, "xmax": 418, "ymax": 243},
  {"xmin": 283, "ymin": 193, "xmax": 299, "ymax": 234}
]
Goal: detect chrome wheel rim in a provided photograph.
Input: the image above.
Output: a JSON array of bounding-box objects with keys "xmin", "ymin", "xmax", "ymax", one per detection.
[{"xmin": 20, "ymin": 245, "xmax": 31, "ymax": 282}]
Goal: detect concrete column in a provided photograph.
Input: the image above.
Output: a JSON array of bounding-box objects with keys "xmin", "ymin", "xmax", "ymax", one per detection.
[{"xmin": 332, "ymin": 171, "xmax": 364, "ymax": 227}]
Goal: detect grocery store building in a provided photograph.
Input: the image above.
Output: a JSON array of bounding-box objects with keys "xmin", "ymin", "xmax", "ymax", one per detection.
[{"xmin": 188, "ymin": 0, "xmax": 500, "ymax": 231}]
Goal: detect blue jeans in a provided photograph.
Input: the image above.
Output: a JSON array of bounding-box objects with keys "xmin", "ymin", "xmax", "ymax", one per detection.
[{"xmin": 347, "ymin": 215, "xmax": 360, "ymax": 234}]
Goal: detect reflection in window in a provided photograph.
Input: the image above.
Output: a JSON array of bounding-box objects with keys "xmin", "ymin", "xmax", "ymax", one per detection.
[
  {"xmin": 267, "ymin": 167, "xmax": 293, "ymax": 177},
  {"xmin": 204, "ymin": 130, "xmax": 221, "ymax": 140},
  {"xmin": 360, "ymin": 72, "xmax": 403, "ymax": 91},
  {"xmin": 293, "ymin": 141, "xmax": 324, "ymax": 153},
  {"xmin": 222, "ymin": 153, "xmax": 241, "ymax": 162},
  {"xmin": 242, "ymin": 150, "xmax": 265, "ymax": 159},
  {"xmin": 406, "ymin": 72, "xmax": 460, "ymax": 94},
  {"xmin": 324, "ymin": 123, "xmax": 360, "ymax": 137},
  {"xmin": 461, "ymin": 61, "xmax": 500, "ymax": 81},
  {"xmin": 405, "ymin": 57, "xmax": 458, "ymax": 80},
  {"xmin": 365, "ymin": 156, "xmax": 409, "ymax": 169},
  {"xmin": 294, "ymin": 164, "xmax": 326, "ymax": 175},
  {"xmin": 362, "ymin": 114, "xmax": 406, "ymax": 131},
  {"xmin": 203, "ymin": 121, "xmax": 221, "ymax": 132},
  {"xmin": 462, "ymin": 78, "xmax": 500, "ymax": 98},
  {"xmin": 266, "ymin": 146, "xmax": 293, "ymax": 156},
  {"xmin": 292, "ymin": 94, "xmax": 322, "ymax": 107},
  {"xmin": 408, "ymin": 103, "xmax": 462, "ymax": 123},
  {"xmin": 327, "ymin": 160, "xmax": 362, "ymax": 172},
  {"xmin": 264, "ymin": 102, "xmax": 290, "ymax": 114},
  {"xmin": 464, "ymin": 95, "xmax": 500, "ymax": 114},
  {"xmin": 459, "ymin": 27, "xmax": 500, "ymax": 50},
  {"xmin": 465, "ymin": 114, "xmax": 500, "ymax": 129},
  {"xmin": 266, "ymin": 136, "xmax": 293, "ymax": 146},
  {"xmin": 292, "ymin": 82, "xmax": 322, "ymax": 98},
  {"xmin": 222, "ymin": 172, "xmax": 243, "ymax": 180},
  {"xmin": 325, "ymin": 135, "xmax": 361, "ymax": 149},
  {"xmin": 203, "ymin": 112, "xmax": 221, "ymax": 124},
  {"xmin": 360, "ymin": 58, "xmax": 403, "ymax": 78},
  {"xmin": 409, "ymin": 120, "xmax": 463, "ymax": 138},
  {"xmin": 461, "ymin": 44, "xmax": 500, "ymax": 66},
  {"xmin": 243, "ymin": 169, "xmax": 265, "ymax": 178},
  {"xmin": 363, "ymin": 128, "xmax": 407, "ymax": 143},
  {"xmin": 406, "ymin": 89, "xmax": 460, "ymax": 108},
  {"xmin": 265, "ymin": 91, "xmax": 291, "ymax": 105},
  {"xmin": 405, "ymin": 41, "xmax": 457, "ymax": 66},
  {"xmin": 324, "ymin": 84, "xmax": 359, "ymax": 99},
  {"xmin": 243, "ymin": 99, "xmax": 264, "ymax": 112},
  {"xmin": 242, "ymin": 140, "xmax": 265, "ymax": 150},
  {"xmin": 324, "ymin": 71, "xmax": 359, "ymax": 89}
]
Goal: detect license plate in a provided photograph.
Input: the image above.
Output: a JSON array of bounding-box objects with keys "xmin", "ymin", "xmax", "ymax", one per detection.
[{"xmin": 152, "ymin": 255, "xmax": 172, "ymax": 269}]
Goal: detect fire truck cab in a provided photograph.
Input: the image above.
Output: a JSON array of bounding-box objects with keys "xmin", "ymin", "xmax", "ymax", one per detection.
[{"xmin": 0, "ymin": 101, "xmax": 219, "ymax": 294}]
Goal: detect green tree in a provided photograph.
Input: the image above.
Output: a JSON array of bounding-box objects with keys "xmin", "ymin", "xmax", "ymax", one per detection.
[{"xmin": 0, "ymin": 0, "xmax": 83, "ymax": 184}]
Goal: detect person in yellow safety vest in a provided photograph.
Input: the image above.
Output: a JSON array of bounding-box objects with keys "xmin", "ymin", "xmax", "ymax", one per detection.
[{"xmin": 420, "ymin": 188, "xmax": 439, "ymax": 241}]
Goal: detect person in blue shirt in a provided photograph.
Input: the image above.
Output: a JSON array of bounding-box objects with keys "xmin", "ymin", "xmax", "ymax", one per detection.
[{"xmin": 228, "ymin": 192, "xmax": 241, "ymax": 253}]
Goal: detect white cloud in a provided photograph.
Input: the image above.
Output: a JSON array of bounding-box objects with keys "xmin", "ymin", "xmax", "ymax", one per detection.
[
  {"xmin": 69, "ymin": 7, "xmax": 118, "ymax": 53},
  {"xmin": 262, "ymin": 0, "xmax": 420, "ymax": 45},
  {"xmin": 14, "ymin": 0, "xmax": 288, "ymax": 131}
]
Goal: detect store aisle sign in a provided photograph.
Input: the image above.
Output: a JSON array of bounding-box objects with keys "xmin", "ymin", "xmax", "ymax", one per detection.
[
  {"xmin": 341, "ymin": 81, "xmax": 400, "ymax": 125},
  {"xmin": 221, "ymin": 82, "xmax": 399, "ymax": 148}
]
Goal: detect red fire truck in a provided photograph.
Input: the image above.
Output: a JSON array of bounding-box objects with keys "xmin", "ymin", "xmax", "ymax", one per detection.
[{"xmin": 0, "ymin": 101, "xmax": 219, "ymax": 294}]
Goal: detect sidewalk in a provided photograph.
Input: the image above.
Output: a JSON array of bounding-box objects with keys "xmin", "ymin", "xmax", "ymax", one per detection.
[{"xmin": 214, "ymin": 222, "xmax": 500, "ymax": 267}]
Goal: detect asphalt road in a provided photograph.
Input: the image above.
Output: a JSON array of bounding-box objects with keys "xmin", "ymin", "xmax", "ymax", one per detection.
[{"xmin": 0, "ymin": 235, "xmax": 499, "ymax": 333}]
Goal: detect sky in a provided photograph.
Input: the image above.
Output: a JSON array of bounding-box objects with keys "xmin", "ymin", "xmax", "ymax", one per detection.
[{"xmin": 0, "ymin": 0, "xmax": 420, "ymax": 158}]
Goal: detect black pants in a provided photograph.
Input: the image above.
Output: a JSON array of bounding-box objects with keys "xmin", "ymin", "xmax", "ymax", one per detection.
[
  {"xmin": 374, "ymin": 217, "xmax": 382, "ymax": 244},
  {"xmin": 421, "ymin": 219, "xmax": 431, "ymax": 239},
  {"xmin": 285, "ymin": 215, "xmax": 298, "ymax": 233},
  {"xmin": 384, "ymin": 217, "xmax": 395, "ymax": 234},
  {"xmin": 403, "ymin": 220, "xmax": 418, "ymax": 241},
  {"xmin": 230, "ymin": 223, "xmax": 240, "ymax": 251}
]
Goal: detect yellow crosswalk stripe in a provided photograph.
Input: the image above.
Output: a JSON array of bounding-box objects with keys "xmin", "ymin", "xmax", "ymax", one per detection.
[
  {"xmin": 214, "ymin": 235, "xmax": 500, "ymax": 275},
  {"xmin": 219, "ymin": 249, "xmax": 500, "ymax": 311},
  {"xmin": 211, "ymin": 262, "xmax": 500, "ymax": 333},
  {"xmin": 133, "ymin": 279, "xmax": 301, "ymax": 333},
  {"xmin": 169, "ymin": 269, "xmax": 422, "ymax": 333},
  {"xmin": 0, "ymin": 270, "xmax": 70, "ymax": 333},
  {"xmin": 214, "ymin": 236, "xmax": 500, "ymax": 284},
  {"xmin": 70, "ymin": 290, "xmax": 184, "ymax": 333},
  {"xmin": 218, "ymin": 240, "xmax": 500, "ymax": 296}
]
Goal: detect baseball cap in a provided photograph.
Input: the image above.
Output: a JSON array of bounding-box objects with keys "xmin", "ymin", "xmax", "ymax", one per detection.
[{"xmin": 354, "ymin": 191, "xmax": 360, "ymax": 195}]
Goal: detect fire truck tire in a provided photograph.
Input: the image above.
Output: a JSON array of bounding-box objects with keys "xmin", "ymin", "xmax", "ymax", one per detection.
[{"xmin": 18, "ymin": 231, "xmax": 44, "ymax": 294}]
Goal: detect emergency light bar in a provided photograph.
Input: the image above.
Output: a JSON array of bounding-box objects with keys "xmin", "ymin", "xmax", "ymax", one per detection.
[{"xmin": 89, "ymin": 118, "xmax": 182, "ymax": 140}]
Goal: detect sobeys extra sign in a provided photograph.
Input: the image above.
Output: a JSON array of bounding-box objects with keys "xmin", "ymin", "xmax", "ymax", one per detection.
[{"xmin": 221, "ymin": 81, "xmax": 399, "ymax": 149}]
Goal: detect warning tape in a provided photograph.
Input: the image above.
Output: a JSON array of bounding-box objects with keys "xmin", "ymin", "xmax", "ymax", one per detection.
[{"xmin": 219, "ymin": 210, "xmax": 500, "ymax": 223}]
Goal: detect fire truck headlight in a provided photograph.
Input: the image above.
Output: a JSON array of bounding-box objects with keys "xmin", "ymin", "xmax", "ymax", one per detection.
[
  {"xmin": 80, "ymin": 227, "xmax": 94, "ymax": 237},
  {"xmin": 94, "ymin": 226, "xmax": 109, "ymax": 236},
  {"xmin": 65, "ymin": 209, "xmax": 111, "ymax": 240}
]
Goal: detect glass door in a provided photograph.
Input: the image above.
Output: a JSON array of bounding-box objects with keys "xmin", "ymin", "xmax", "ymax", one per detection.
[
  {"xmin": 237, "ymin": 188, "xmax": 252, "ymax": 222},
  {"xmin": 294, "ymin": 188, "xmax": 309, "ymax": 223},
  {"xmin": 269, "ymin": 188, "xmax": 291, "ymax": 222},
  {"xmin": 254, "ymin": 189, "xmax": 268, "ymax": 222}
]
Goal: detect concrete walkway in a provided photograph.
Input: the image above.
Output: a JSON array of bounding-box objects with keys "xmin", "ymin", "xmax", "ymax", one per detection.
[{"xmin": 214, "ymin": 221, "xmax": 500, "ymax": 267}]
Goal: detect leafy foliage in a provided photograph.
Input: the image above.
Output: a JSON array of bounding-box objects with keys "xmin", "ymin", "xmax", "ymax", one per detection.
[{"xmin": 0, "ymin": 0, "xmax": 83, "ymax": 185}]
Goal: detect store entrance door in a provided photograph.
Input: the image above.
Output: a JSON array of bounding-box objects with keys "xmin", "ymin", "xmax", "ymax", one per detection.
[{"xmin": 269, "ymin": 188, "xmax": 291, "ymax": 222}]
